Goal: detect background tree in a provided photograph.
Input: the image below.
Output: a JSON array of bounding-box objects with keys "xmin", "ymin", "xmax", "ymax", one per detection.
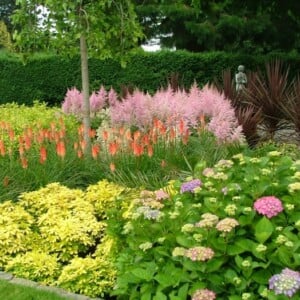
[
  {"xmin": 0, "ymin": 20, "xmax": 13, "ymax": 50},
  {"xmin": 0, "ymin": 0, "xmax": 19, "ymax": 34},
  {"xmin": 12, "ymin": 0, "xmax": 143, "ymax": 154},
  {"xmin": 134, "ymin": 0, "xmax": 300, "ymax": 53}
]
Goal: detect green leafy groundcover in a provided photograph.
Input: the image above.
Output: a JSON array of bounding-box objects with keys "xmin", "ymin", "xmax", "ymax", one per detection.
[{"xmin": 1, "ymin": 145, "xmax": 300, "ymax": 299}]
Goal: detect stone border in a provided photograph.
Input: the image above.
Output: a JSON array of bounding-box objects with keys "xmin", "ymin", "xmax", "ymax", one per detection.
[{"xmin": 0, "ymin": 271, "xmax": 104, "ymax": 300}]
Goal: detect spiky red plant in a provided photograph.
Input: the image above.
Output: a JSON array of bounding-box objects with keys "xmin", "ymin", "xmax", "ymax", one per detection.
[
  {"xmin": 235, "ymin": 106, "xmax": 262, "ymax": 147},
  {"xmin": 243, "ymin": 60, "xmax": 291, "ymax": 139},
  {"xmin": 213, "ymin": 69, "xmax": 263, "ymax": 147},
  {"xmin": 281, "ymin": 76, "xmax": 300, "ymax": 140}
]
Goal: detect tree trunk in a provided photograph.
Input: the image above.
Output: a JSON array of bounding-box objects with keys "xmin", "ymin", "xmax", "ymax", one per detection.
[{"xmin": 80, "ymin": 34, "xmax": 91, "ymax": 156}]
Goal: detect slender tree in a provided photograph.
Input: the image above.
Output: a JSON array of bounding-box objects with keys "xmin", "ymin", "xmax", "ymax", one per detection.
[
  {"xmin": 0, "ymin": 20, "xmax": 13, "ymax": 50},
  {"xmin": 12, "ymin": 0, "xmax": 143, "ymax": 154}
]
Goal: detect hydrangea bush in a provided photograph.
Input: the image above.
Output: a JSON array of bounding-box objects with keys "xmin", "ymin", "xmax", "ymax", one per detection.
[{"xmin": 111, "ymin": 148, "xmax": 300, "ymax": 299}]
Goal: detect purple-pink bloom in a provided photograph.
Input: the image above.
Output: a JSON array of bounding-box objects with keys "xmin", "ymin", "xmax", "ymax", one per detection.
[
  {"xmin": 180, "ymin": 179, "xmax": 202, "ymax": 193},
  {"xmin": 269, "ymin": 268, "xmax": 300, "ymax": 298},
  {"xmin": 253, "ymin": 196, "xmax": 283, "ymax": 218}
]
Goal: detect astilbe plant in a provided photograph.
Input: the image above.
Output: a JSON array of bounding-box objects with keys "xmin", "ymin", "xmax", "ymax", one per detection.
[
  {"xmin": 62, "ymin": 85, "xmax": 118, "ymax": 118},
  {"xmin": 109, "ymin": 84, "xmax": 243, "ymax": 143},
  {"xmin": 93, "ymin": 84, "xmax": 244, "ymax": 188}
]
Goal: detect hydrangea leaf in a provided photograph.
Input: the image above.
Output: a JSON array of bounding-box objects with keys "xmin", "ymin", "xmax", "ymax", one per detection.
[{"xmin": 254, "ymin": 217, "xmax": 274, "ymax": 243}]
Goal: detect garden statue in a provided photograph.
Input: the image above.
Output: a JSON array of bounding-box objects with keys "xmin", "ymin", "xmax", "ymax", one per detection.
[{"xmin": 235, "ymin": 65, "xmax": 247, "ymax": 91}]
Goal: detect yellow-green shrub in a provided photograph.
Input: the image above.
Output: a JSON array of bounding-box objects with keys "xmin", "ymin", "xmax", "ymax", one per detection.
[
  {"xmin": 19, "ymin": 183, "xmax": 86, "ymax": 217},
  {"xmin": 0, "ymin": 201, "xmax": 34, "ymax": 267},
  {"xmin": 57, "ymin": 256, "xmax": 116, "ymax": 298},
  {"xmin": 0, "ymin": 102, "xmax": 78, "ymax": 137},
  {"xmin": 94, "ymin": 235, "xmax": 119, "ymax": 260},
  {"xmin": 84, "ymin": 179, "xmax": 136, "ymax": 218},
  {"xmin": 0, "ymin": 180, "xmax": 141, "ymax": 297},
  {"xmin": 5, "ymin": 251, "xmax": 61, "ymax": 285},
  {"xmin": 19, "ymin": 183, "xmax": 105, "ymax": 261}
]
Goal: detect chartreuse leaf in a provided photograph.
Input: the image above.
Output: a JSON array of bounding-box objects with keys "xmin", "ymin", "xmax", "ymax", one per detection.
[
  {"xmin": 141, "ymin": 283, "xmax": 153, "ymax": 300},
  {"xmin": 228, "ymin": 296, "xmax": 241, "ymax": 300},
  {"xmin": 141, "ymin": 292, "xmax": 152, "ymax": 300},
  {"xmin": 178, "ymin": 283, "xmax": 189, "ymax": 299},
  {"xmin": 153, "ymin": 291, "xmax": 167, "ymax": 300},
  {"xmin": 169, "ymin": 295, "xmax": 182, "ymax": 300},
  {"xmin": 254, "ymin": 217, "xmax": 274, "ymax": 243}
]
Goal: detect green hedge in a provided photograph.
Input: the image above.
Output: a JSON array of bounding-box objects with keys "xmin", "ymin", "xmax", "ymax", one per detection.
[{"xmin": 0, "ymin": 50, "xmax": 299, "ymax": 106}]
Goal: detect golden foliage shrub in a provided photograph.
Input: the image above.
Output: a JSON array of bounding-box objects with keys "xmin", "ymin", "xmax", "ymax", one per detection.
[
  {"xmin": 5, "ymin": 251, "xmax": 61, "ymax": 285},
  {"xmin": 0, "ymin": 180, "xmax": 132, "ymax": 297},
  {"xmin": 0, "ymin": 201, "xmax": 34, "ymax": 267},
  {"xmin": 57, "ymin": 256, "xmax": 116, "ymax": 298}
]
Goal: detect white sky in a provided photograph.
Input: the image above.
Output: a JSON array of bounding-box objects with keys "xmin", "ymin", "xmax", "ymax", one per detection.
[{"xmin": 141, "ymin": 44, "xmax": 161, "ymax": 52}]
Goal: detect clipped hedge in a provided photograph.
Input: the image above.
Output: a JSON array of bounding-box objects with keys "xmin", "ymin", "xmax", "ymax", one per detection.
[{"xmin": 0, "ymin": 50, "xmax": 300, "ymax": 106}]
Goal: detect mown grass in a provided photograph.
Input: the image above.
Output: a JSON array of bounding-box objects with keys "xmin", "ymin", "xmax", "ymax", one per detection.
[{"xmin": 0, "ymin": 279, "xmax": 70, "ymax": 300}]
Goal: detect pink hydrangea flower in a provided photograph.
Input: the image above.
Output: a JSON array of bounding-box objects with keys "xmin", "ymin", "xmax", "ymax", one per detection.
[
  {"xmin": 192, "ymin": 289, "xmax": 216, "ymax": 300},
  {"xmin": 155, "ymin": 189, "xmax": 169, "ymax": 200},
  {"xmin": 253, "ymin": 196, "xmax": 283, "ymax": 218},
  {"xmin": 184, "ymin": 246, "xmax": 214, "ymax": 261},
  {"xmin": 216, "ymin": 217, "xmax": 239, "ymax": 232}
]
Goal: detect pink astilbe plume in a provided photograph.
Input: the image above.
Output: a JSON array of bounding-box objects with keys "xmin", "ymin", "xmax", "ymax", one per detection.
[
  {"xmin": 62, "ymin": 85, "xmax": 110, "ymax": 117},
  {"xmin": 194, "ymin": 84, "xmax": 243, "ymax": 142},
  {"xmin": 108, "ymin": 87, "xmax": 118, "ymax": 107},
  {"xmin": 62, "ymin": 87, "xmax": 83, "ymax": 116},
  {"xmin": 90, "ymin": 86, "xmax": 107, "ymax": 115},
  {"xmin": 109, "ymin": 84, "xmax": 244, "ymax": 142}
]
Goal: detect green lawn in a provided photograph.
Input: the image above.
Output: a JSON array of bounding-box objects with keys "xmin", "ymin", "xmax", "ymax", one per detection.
[{"xmin": 0, "ymin": 279, "xmax": 69, "ymax": 300}]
